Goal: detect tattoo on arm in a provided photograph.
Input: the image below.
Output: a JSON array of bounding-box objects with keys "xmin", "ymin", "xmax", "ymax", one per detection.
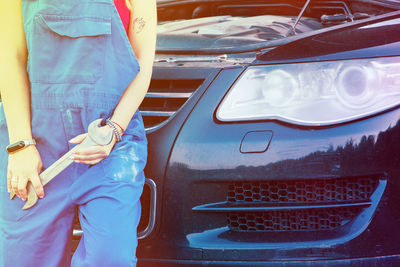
[{"xmin": 133, "ymin": 17, "xmax": 146, "ymax": 34}]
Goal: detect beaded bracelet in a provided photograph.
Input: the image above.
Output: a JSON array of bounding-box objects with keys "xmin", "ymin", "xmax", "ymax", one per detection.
[
  {"xmin": 104, "ymin": 119, "xmax": 123, "ymax": 142},
  {"xmin": 110, "ymin": 120, "xmax": 125, "ymax": 134}
]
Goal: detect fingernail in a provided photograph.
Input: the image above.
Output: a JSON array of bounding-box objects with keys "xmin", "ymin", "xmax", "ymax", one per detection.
[
  {"xmin": 69, "ymin": 137, "xmax": 76, "ymax": 143},
  {"xmin": 39, "ymin": 195, "xmax": 44, "ymax": 199}
]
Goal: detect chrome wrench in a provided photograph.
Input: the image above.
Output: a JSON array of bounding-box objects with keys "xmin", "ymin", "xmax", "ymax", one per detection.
[{"xmin": 10, "ymin": 119, "xmax": 114, "ymax": 210}]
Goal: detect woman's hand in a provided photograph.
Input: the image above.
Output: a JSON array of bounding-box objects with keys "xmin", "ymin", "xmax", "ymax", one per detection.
[
  {"xmin": 7, "ymin": 145, "xmax": 44, "ymax": 201},
  {"xmin": 69, "ymin": 125, "xmax": 117, "ymax": 165}
]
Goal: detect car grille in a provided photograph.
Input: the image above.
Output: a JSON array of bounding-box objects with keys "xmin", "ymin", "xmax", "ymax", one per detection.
[
  {"xmin": 228, "ymin": 177, "xmax": 378, "ymax": 203},
  {"xmin": 221, "ymin": 176, "xmax": 381, "ymax": 232},
  {"xmin": 228, "ymin": 207, "xmax": 361, "ymax": 232},
  {"xmin": 139, "ymin": 78, "xmax": 204, "ymax": 129}
]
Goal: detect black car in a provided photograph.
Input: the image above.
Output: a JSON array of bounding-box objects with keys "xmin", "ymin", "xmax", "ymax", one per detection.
[{"xmin": 73, "ymin": 0, "xmax": 400, "ymax": 265}]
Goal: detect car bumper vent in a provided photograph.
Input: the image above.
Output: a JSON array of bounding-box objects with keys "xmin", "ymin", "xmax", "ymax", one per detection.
[
  {"xmin": 139, "ymin": 78, "xmax": 204, "ymax": 130},
  {"xmin": 222, "ymin": 176, "xmax": 382, "ymax": 232},
  {"xmin": 228, "ymin": 177, "xmax": 378, "ymax": 203},
  {"xmin": 228, "ymin": 207, "xmax": 361, "ymax": 232}
]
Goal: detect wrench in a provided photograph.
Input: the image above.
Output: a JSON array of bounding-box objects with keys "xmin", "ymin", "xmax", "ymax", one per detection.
[{"xmin": 10, "ymin": 119, "xmax": 114, "ymax": 210}]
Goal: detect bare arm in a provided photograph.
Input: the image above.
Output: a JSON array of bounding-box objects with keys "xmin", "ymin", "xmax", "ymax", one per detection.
[
  {"xmin": 0, "ymin": 2, "xmax": 44, "ymax": 200},
  {"xmin": 0, "ymin": 2, "xmax": 32, "ymax": 143},
  {"xmin": 71, "ymin": 0, "xmax": 157, "ymax": 164},
  {"xmin": 110, "ymin": 0, "xmax": 157, "ymax": 129}
]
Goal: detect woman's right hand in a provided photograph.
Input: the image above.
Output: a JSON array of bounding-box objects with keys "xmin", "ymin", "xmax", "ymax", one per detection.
[{"xmin": 7, "ymin": 145, "xmax": 44, "ymax": 201}]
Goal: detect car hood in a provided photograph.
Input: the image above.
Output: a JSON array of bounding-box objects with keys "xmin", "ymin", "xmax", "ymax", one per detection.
[
  {"xmin": 156, "ymin": 15, "xmax": 321, "ymax": 52},
  {"xmin": 157, "ymin": 0, "xmax": 398, "ymax": 4},
  {"xmin": 157, "ymin": 0, "xmax": 400, "ymax": 7},
  {"xmin": 155, "ymin": 0, "xmax": 399, "ymax": 54}
]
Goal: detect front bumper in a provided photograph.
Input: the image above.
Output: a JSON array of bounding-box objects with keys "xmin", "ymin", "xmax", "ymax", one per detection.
[
  {"xmin": 138, "ymin": 66, "xmax": 400, "ymax": 264},
  {"xmin": 139, "ymin": 254, "xmax": 400, "ymax": 266}
]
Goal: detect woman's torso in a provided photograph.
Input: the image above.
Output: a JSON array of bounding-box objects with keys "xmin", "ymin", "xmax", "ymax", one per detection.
[{"xmin": 15, "ymin": 0, "xmax": 144, "ymax": 164}]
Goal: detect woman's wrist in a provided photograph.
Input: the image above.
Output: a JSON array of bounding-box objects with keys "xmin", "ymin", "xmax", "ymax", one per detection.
[
  {"xmin": 104, "ymin": 119, "xmax": 123, "ymax": 142},
  {"xmin": 8, "ymin": 145, "xmax": 39, "ymax": 160},
  {"xmin": 109, "ymin": 114, "xmax": 128, "ymax": 132},
  {"xmin": 108, "ymin": 119, "xmax": 125, "ymax": 134},
  {"xmin": 8, "ymin": 130, "xmax": 33, "ymax": 144},
  {"xmin": 6, "ymin": 138, "xmax": 36, "ymax": 154}
]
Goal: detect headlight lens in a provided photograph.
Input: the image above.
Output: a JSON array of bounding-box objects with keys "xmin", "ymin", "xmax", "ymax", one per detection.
[{"xmin": 217, "ymin": 57, "xmax": 400, "ymax": 126}]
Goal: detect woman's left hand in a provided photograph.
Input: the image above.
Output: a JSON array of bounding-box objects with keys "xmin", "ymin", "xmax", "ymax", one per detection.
[{"xmin": 69, "ymin": 126, "xmax": 117, "ymax": 165}]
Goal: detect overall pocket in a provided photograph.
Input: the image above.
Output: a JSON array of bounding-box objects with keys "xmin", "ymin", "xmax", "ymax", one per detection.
[{"xmin": 29, "ymin": 14, "xmax": 111, "ymax": 84}]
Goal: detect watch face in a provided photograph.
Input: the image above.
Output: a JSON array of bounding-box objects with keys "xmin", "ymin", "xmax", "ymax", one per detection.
[{"xmin": 6, "ymin": 141, "xmax": 25, "ymax": 153}]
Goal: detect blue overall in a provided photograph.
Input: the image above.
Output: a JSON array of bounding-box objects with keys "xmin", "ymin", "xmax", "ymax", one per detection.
[{"xmin": 0, "ymin": 0, "xmax": 147, "ymax": 266}]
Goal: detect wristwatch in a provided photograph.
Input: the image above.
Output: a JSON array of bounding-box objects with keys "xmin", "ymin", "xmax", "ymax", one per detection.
[{"xmin": 6, "ymin": 139, "xmax": 36, "ymax": 154}]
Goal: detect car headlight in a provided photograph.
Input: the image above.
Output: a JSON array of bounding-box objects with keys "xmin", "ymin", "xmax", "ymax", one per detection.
[{"xmin": 216, "ymin": 57, "xmax": 400, "ymax": 126}]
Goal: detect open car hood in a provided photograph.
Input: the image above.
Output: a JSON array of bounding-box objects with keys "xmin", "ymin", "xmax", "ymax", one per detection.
[{"xmin": 156, "ymin": 15, "xmax": 321, "ymax": 52}]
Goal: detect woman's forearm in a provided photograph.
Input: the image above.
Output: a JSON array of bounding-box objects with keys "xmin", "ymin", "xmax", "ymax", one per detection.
[
  {"xmin": 0, "ymin": 1, "xmax": 33, "ymax": 143},
  {"xmin": 1, "ymin": 62, "xmax": 32, "ymax": 143},
  {"xmin": 110, "ymin": 0, "xmax": 157, "ymax": 130},
  {"xmin": 1, "ymin": 1, "xmax": 44, "ymax": 201},
  {"xmin": 110, "ymin": 61, "xmax": 154, "ymax": 130}
]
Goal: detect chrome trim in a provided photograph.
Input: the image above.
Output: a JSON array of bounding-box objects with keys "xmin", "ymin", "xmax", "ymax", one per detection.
[
  {"xmin": 73, "ymin": 229, "xmax": 83, "ymax": 236},
  {"xmin": 138, "ymin": 178, "xmax": 157, "ymax": 239},
  {"xmin": 144, "ymin": 119, "xmax": 169, "ymax": 133},
  {"xmin": 146, "ymin": 92, "xmax": 192, "ymax": 99},
  {"xmin": 140, "ymin": 111, "xmax": 175, "ymax": 117}
]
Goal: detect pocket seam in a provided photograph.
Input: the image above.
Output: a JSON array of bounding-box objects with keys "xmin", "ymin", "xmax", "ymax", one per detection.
[{"xmin": 38, "ymin": 14, "xmax": 112, "ymax": 38}]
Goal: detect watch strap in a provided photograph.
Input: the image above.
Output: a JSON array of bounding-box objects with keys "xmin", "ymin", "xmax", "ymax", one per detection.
[{"xmin": 6, "ymin": 139, "xmax": 36, "ymax": 154}]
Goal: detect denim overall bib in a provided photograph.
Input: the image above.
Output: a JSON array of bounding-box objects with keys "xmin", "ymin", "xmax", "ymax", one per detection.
[{"xmin": 0, "ymin": 0, "xmax": 147, "ymax": 266}]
